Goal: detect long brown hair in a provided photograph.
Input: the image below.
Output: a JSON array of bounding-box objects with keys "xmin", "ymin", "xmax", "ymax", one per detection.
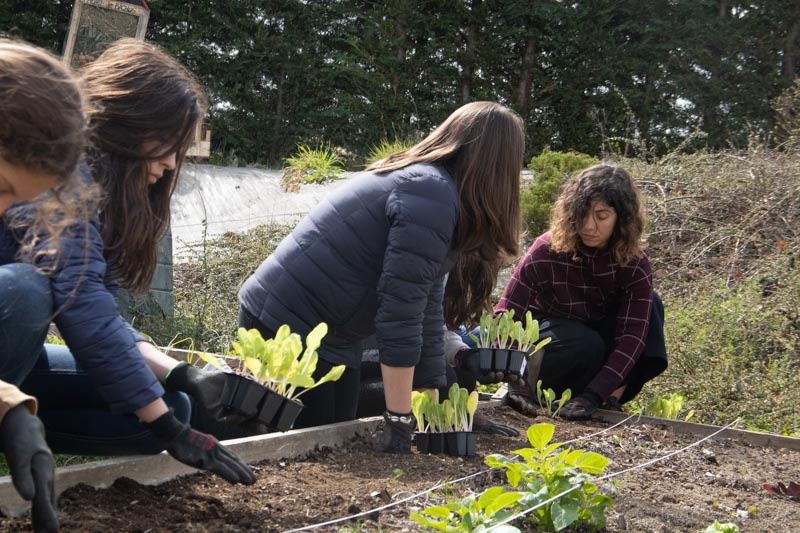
[
  {"xmin": 368, "ymin": 102, "xmax": 525, "ymax": 326},
  {"xmin": 550, "ymin": 163, "xmax": 645, "ymax": 265},
  {"xmin": 0, "ymin": 38, "xmax": 97, "ymax": 260},
  {"xmin": 82, "ymin": 38, "xmax": 206, "ymax": 293}
]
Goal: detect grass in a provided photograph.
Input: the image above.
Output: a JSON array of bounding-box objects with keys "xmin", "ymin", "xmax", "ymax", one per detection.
[{"xmin": 139, "ymin": 143, "xmax": 800, "ymax": 436}]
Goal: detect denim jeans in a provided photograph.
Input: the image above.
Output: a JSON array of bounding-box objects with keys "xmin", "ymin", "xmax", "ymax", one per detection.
[
  {"xmin": 0, "ymin": 263, "xmax": 51, "ymax": 386},
  {"xmin": 20, "ymin": 344, "xmax": 191, "ymax": 456},
  {"xmin": 0, "ymin": 263, "xmax": 190, "ymax": 455}
]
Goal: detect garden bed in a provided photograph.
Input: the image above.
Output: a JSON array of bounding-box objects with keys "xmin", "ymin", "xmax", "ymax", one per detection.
[{"xmin": 1, "ymin": 405, "xmax": 798, "ymax": 532}]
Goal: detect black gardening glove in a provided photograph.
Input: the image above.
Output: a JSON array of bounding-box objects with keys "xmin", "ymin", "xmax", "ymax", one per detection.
[
  {"xmin": 373, "ymin": 410, "xmax": 413, "ymax": 454},
  {"xmin": 454, "ymin": 348, "xmax": 510, "ymax": 384},
  {"xmin": 0, "ymin": 404, "xmax": 58, "ymax": 532},
  {"xmin": 559, "ymin": 391, "xmax": 603, "ymax": 420},
  {"xmin": 472, "ymin": 414, "xmax": 519, "ymax": 437},
  {"xmin": 165, "ymin": 362, "xmax": 262, "ymax": 430},
  {"xmin": 505, "ymin": 382, "xmax": 539, "ymax": 417},
  {"xmin": 144, "ymin": 409, "xmax": 256, "ymax": 485}
]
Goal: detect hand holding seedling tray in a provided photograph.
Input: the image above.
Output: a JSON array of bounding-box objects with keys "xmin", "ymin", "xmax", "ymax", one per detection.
[
  {"xmin": 469, "ymin": 310, "xmax": 552, "ymax": 383},
  {"xmin": 196, "ymin": 323, "xmax": 345, "ymax": 431}
]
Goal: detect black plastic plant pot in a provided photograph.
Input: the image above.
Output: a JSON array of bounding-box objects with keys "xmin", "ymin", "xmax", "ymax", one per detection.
[
  {"xmin": 477, "ymin": 348, "xmax": 494, "ymax": 372},
  {"xmin": 415, "ymin": 432, "xmax": 430, "ymax": 454},
  {"xmin": 257, "ymin": 388, "xmax": 304, "ymax": 432},
  {"xmin": 506, "ymin": 349, "xmax": 527, "ymax": 378},
  {"xmin": 221, "ymin": 374, "xmax": 266, "ymax": 418},
  {"xmin": 415, "ymin": 432, "xmax": 446, "ymax": 454},
  {"xmin": 493, "ymin": 349, "xmax": 510, "ymax": 373},
  {"xmin": 445, "ymin": 431, "xmax": 477, "ymax": 457}
]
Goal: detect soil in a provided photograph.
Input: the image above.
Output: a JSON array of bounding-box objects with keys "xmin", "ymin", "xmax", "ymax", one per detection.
[{"xmin": 1, "ymin": 405, "xmax": 798, "ymax": 532}]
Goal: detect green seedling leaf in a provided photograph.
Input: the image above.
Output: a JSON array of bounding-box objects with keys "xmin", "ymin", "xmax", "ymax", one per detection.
[
  {"xmin": 466, "ymin": 390, "xmax": 478, "ymax": 431},
  {"xmin": 527, "ymin": 423, "xmax": 556, "ymax": 451},
  {"xmin": 572, "ymin": 451, "xmax": 610, "ymax": 474}
]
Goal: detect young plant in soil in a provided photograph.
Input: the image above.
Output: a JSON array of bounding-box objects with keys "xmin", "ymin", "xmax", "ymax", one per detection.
[
  {"xmin": 484, "ymin": 423, "xmax": 615, "ymax": 532},
  {"xmin": 410, "ymin": 486, "xmax": 526, "ymax": 532},
  {"xmin": 535, "ymin": 380, "xmax": 572, "ymax": 418}
]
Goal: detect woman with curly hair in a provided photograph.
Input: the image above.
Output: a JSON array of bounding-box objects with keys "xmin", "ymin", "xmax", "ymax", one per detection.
[{"xmin": 498, "ymin": 163, "xmax": 667, "ymax": 420}]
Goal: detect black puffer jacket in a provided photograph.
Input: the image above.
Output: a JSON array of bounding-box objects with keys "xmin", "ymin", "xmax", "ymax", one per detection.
[{"xmin": 238, "ymin": 163, "xmax": 459, "ymax": 388}]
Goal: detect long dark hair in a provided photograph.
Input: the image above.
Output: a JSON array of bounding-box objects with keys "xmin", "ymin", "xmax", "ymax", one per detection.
[
  {"xmin": 368, "ymin": 102, "xmax": 525, "ymax": 326},
  {"xmin": 82, "ymin": 38, "xmax": 206, "ymax": 293},
  {"xmin": 550, "ymin": 163, "xmax": 645, "ymax": 265}
]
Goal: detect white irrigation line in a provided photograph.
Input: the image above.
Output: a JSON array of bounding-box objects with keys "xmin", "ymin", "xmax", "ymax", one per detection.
[
  {"xmin": 561, "ymin": 413, "xmax": 638, "ymax": 446},
  {"xmin": 281, "ymin": 417, "xmax": 637, "ymax": 532},
  {"xmin": 486, "ymin": 417, "xmax": 742, "ymax": 531}
]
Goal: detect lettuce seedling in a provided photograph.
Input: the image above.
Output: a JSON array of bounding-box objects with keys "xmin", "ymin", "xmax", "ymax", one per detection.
[
  {"xmin": 196, "ymin": 323, "xmax": 345, "ymax": 402},
  {"xmin": 469, "ymin": 310, "xmax": 551, "ymax": 354},
  {"xmin": 535, "ymin": 380, "xmax": 572, "ymax": 418},
  {"xmin": 411, "ymin": 384, "xmax": 479, "ymax": 433}
]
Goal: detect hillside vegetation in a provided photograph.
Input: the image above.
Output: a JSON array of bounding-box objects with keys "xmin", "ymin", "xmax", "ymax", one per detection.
[{"xmin": 140, "ymin": 144, "xmax": 800, "ymax": 436}]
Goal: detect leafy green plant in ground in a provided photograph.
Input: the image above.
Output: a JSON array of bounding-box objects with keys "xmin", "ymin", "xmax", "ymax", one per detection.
[
  {"xmin": 642, "ymin": 392, "xmax": 693, "ymax": 421},
  {"xmin": 485, "ymin": 423, "xmax": 614, "ymax": 532},
  {"xmin": 411, "ymin": 486, "xmax": 526, "ymax": 532},
  {"xmin": 281, "ymin": 144, "xmax": 344, "ymax": 192},
  {"xmin": 521, "ymin": 150, "xmax": 598, "ymax": 237},
  {"xmin": 699, "ymin": 521, "xmax": 741, "ymax": 533},
  {"xmin": 366, "ymin": 137, "xmax": 417, "ymax": 165},
  {"xmin": 535, "ymin": 380, "xmax": 572, "ymax": 418}
]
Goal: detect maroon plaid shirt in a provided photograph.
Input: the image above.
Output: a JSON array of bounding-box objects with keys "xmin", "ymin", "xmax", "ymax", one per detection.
[{"xmin": 497, "ymin": 232, "xmax": 653, "ymax": 399}]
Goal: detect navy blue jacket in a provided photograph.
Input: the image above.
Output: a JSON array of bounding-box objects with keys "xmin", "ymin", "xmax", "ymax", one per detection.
[
  {"xmin": 239, "ymin": 163, "xmax": 459, "ymax": 388},
  {"xmin": 0, "ymin": 209, "xmax": 164, "ymax": 415}
]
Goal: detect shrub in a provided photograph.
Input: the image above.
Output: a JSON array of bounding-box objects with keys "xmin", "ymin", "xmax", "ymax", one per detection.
[
  {"xmin": 521, "ymin": 150, "xmax": 598, "ymax": 237},
  {"xmin": 281, "ymin": 144, "xmax": 344, "ymax": 192},
  {"xmin": 366, "ymin": 137, "xmax": 417, "ymax": 165}
]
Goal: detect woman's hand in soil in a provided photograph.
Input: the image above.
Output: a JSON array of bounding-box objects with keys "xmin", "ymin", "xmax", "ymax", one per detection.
[
  {"xmin": 144, "ymin": 410, "xmax": 256, "ymax": 484},
  {"xmin": 0, "ymin": 404, "xmax": 59, "ymax": 532},
  {"xmin": 559, "ymin": 391, "xmax": 602, "ymax": 420}
]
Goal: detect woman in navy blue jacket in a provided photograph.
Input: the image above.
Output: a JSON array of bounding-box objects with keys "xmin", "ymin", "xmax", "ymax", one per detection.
[
  {"xmin": 239, "ymin": 101, "xmax": 526, "ymax": 453},
  {"xmin": 0, "ymin": 40, "xmax": 254, "ymax": 484}
]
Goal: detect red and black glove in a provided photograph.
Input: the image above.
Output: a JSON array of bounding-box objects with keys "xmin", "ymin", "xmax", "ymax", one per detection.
[
  {"xmin": 144, "ymin": 409, "xmax": 256, "ymax": 485},
  {"xmin": 0, "ymin": 404, "xmax": 58, "ymax": 533},
  {"xmin": 559, "ymin": 391, "xmax": 602, "ymax": 420}
]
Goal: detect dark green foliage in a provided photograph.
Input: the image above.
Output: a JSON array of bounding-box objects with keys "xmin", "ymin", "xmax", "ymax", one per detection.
[
  {"xmin": 4, "ymin": 1, "xmax": 797, "ymax": 165},
  {"xmin": 521, "ymin": 150, "xmax": 598, "ymax": 237}
]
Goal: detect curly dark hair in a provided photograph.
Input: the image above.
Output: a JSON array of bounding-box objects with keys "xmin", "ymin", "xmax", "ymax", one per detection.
[{"xmin": 549, "ymin": 163, "xmax": 645, "ymax": 265}]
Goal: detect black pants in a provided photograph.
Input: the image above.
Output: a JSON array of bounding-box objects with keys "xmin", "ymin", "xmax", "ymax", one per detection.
[
  {"xmin": 535, "ymin": 292, "xmax": 667, "ymax": 403},
  {"xmin": 238, "ymin": 306, "xmax": 361, "ymax": 428}
]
